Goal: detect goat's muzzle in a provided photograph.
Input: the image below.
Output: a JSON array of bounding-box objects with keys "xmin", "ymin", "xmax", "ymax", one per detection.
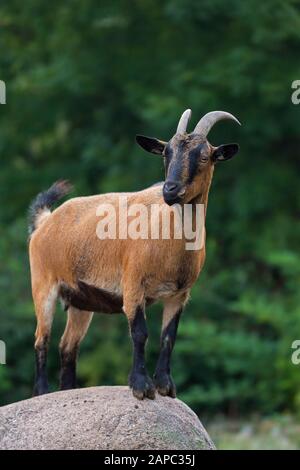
[{"xmin": 163, "ymin": 181, "xmax": 185, "ymax": 206}]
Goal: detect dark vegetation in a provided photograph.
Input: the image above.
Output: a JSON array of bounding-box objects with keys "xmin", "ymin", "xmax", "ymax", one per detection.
[{"xmin": 0, "ymin": 0, "xmax": 299, "ymax": 417}]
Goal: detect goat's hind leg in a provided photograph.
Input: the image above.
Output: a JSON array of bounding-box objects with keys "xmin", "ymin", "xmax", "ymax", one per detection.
[
  {"xmin": 32, "ymin": 282, "xmax": 58, "ymax": 396},
  {"xmin": 59, "ymin": 307, "xmax": 93, "ymax": 390}
]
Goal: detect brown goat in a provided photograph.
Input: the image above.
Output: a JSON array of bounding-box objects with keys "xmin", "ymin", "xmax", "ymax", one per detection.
[{"xmin": 29, "ymin": 109, "xmax": 240, "ymax": 399}]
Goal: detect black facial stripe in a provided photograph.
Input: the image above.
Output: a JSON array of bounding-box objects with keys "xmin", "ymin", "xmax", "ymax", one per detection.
[
  {"xmin": 188, "ymin": 143, "xmax": 204, "ymax": 183},
  {"xmin": 164, "ymin": 144, "xmax": 173, "ymax": 172},
  {"xmin": 167, "ymin": 140, "xmax": 186, "ymax": 181},
  {"xmin": 168, "ymin": 158, "xmax": 184, "ymax": 181}
]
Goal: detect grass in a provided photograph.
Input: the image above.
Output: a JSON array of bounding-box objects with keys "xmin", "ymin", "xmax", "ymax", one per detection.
[{"xmin": 206, "ymin": 414, "xmax": 300, "ymax": 450}]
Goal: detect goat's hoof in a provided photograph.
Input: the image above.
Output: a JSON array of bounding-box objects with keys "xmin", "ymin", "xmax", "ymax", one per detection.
[
  {"xmin": 59, "ymin": 383, "xmax": 77, "ymax": 391},
  {"xmin": 129, "ymin": 373, "xmax": 156, "ymax": 400},
  {"xmin": 153, "ymin": 373, "xmax": 176, "ymax": 398},
  {"xmin": 33, "ymin": 380, "xmax": 49, "ymax": 397}
]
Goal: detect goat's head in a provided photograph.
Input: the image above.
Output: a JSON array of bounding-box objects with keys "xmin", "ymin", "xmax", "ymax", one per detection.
[{"xmin": 136, "ymin": 109, "xmax": 240, "ymax": 206}]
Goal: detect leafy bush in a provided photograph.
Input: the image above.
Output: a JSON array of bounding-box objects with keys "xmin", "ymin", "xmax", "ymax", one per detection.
[{"xmin": 0, "ymin": 0, "xmax": 299, "ymax": 416}]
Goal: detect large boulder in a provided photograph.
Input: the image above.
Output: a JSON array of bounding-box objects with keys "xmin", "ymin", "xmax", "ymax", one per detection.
[{"xmin": 0, "ymin": 386, "xmax": 215, "ymax": 450}]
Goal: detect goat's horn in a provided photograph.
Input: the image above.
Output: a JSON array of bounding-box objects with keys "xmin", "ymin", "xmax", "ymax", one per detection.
[
  {"xmin": 176, "ymin": 109, "xmax": 192, "ymax": 134},
  {"xmin": 193, "ymin": 111, "xmax": 241, "ymax": 137}
]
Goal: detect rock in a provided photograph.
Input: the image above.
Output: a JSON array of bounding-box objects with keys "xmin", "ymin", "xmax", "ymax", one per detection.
[{"xmin": 0, "ymin": 386, "xmax": 215, "ymax": 450}]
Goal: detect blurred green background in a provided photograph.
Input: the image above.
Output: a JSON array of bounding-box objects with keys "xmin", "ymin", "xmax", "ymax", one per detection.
[{"xmin": 1, "ymin": 0, "xmax": 300, "ymax": 449}]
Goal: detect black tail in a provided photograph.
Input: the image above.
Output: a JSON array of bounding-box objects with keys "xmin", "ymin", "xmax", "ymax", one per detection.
[{"xmin": 28, "ymin": 180, "xmax": 73, "ymax": 236}]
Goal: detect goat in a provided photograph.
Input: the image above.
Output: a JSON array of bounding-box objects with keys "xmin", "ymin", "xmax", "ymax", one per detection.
[{"xmin": 28, "ymin": 109, "xmax": 240, "ymax": 399}]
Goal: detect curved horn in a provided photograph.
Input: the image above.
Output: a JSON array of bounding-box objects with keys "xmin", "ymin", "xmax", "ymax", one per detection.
[
  {"xmin": 176, "ymin": 109, "xmax": 192, "ymax": 134},
  {"xmin": 193, "ymin": 111, "xmax": 241, "ymax": 137}
]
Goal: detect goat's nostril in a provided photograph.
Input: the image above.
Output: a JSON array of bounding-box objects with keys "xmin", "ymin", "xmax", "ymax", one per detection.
[{"xmin": 164, "ymin": 182, "xmax": 179, "ymax": 193}]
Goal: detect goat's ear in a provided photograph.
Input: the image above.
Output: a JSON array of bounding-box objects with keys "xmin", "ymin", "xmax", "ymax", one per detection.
[
  {"xmin": 136, "ymin": 135, "xmax": 167, "ymax": 155},
  {"xmin": 212, "ymin": 143, "xmax": 239, "ymax": 162}
]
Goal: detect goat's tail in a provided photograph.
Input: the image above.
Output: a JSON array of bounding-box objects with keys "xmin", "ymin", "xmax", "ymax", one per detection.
[{"xmin": 28, "ymin": 180, "xmax": 72, "ymax": 236}]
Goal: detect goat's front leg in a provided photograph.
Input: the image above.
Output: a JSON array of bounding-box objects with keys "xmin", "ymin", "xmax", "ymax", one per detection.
[
  {"xmin": 154, "ymin": 296, "xmax": 186, "ymax": 398},
  {"xmin": 123, "ymin": 290, "xmax": 155, "ymax": 400},
  {"xmin": 128, "ymin": 306, "xmax": 155, "ymax": 400}
]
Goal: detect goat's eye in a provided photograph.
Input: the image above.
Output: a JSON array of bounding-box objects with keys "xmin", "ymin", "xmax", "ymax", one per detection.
[{"xmin": 200, "ymin": 153, "xmax": 209, "ymax": 163}]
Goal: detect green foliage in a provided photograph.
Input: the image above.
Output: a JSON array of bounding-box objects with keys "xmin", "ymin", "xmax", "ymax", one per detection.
[
  {"xmin": 0, "ymin": 0, "xmax": 300, "ymax": 416},
  {"xmin": 208, "ymin": 414, "xmax": 300, "ymax": 450}
]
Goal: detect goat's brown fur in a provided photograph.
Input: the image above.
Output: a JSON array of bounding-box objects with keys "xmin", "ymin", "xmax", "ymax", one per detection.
[{"xmin": 29, "ymin": 109, "xmax": 240, "ymax": 399}]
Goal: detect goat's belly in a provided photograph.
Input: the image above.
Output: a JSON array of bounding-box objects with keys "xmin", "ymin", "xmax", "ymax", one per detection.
[
  {"xmin": 59, "ymin": 281, "xmax": 156, "ymax": 313},
  {"xmin": 59, "ymin": 280, "xmax": 124, "ymax": 314}
]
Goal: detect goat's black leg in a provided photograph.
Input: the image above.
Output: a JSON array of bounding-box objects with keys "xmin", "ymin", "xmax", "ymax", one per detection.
[
  {"xmin": 128, "ymin": 306, "xmax": 155, "ymax": 400},
  {"xmin": 60, "ymin": 347, "xmax": 78, "ymax": 390},
  {"xmin": 33, "ymin": 337, "xmax": 49, "ymax": 396},
  {"xmin": 154, "ymin": 304, "xmax": 183, "ymax": 398},
  {"xmin": 59, "ymin": 308, "xmax": 93, "ymax": 390},
  {"xmin": 32, "ymin": 282, "xmax": 58, "ymax": 396}
]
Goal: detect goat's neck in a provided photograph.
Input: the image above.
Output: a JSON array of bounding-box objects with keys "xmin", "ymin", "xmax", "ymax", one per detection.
[
  {"xmin": 192, "ymin": 166, "xmax": 214, "ymax": 215},
  {"xmin": 180, "ymin": 167, "xmax": 213, "ymax": 250}
]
